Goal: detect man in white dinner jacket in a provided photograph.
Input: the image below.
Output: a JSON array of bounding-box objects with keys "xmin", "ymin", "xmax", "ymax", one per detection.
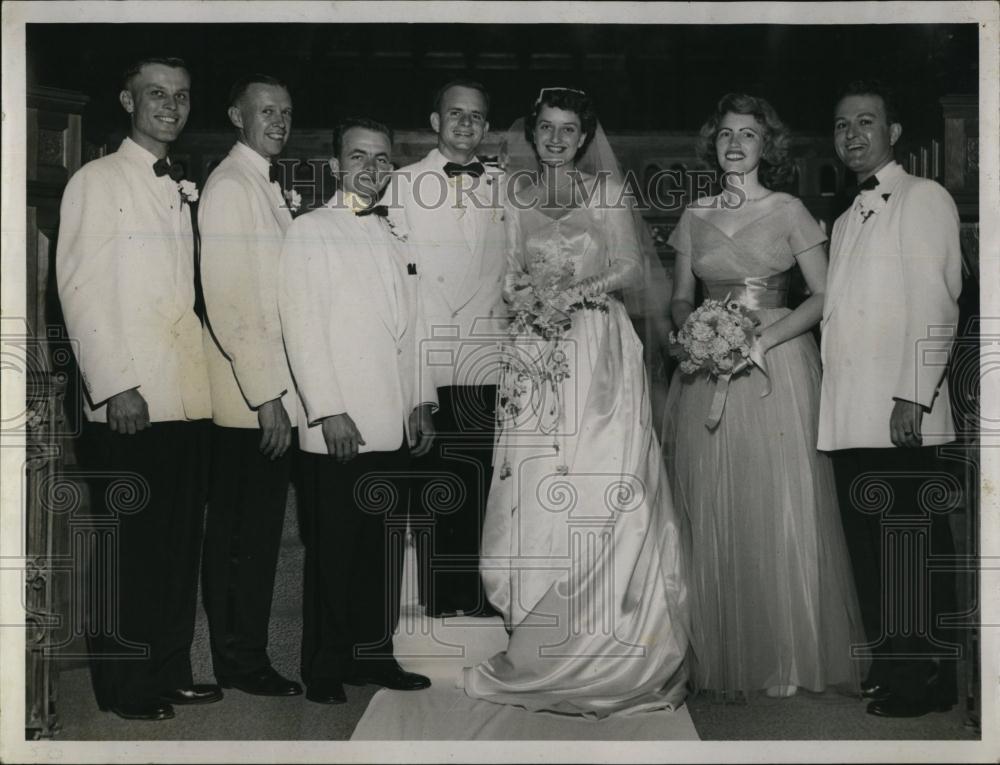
[
  {"xmin": 392, "ymin": 79, "xmax": 506, "ymax": 618},
  {"xmin": 818, "ymin": 80, "xmax": 962, "ymax": 719},
  {"xmin": 278, "ymin": 117, "xmax": 436, "ymax": 704},
  {"xmin": 198, "ymin": 74, "xmax": 302, "ymax": 698},
  {"xmin": 56, "ymin": 57, "xmax": 219, "ymax": 721}
]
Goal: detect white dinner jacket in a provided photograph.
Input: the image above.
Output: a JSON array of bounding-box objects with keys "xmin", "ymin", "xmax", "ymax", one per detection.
[
  {"xmin": 200, "ymin": 141, "xmax": 299, "ymax": 428},
  {"xmin": 818, "ymin": 162, "xmax": 962, "ymax": 450},
  {"xmin": 278, "ymin": 192, "xmax": 438, "ymax": 455},
  {"xmin": 391, "ymin": 148, "xmax": 507, "ymax": 387},
  {"xmin": 56, "ymin": 137, "xmax": 211, "ymax": 423}
]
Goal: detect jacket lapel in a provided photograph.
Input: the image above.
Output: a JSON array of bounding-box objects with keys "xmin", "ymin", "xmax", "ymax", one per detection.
[
  {"xmin": 231, "ymin": 146, "xmax": 294, "ymax": 233},
  {"xmin": 360, "ymin": 219, "xmax": 400, "ymax": 340},
  {"xmin": 823, "ymin": 208, "xmax": 863, "ymax": 325}
]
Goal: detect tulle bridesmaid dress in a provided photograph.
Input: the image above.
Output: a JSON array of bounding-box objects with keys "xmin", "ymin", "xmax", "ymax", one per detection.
[{"xmin": 663, "ymin": 198, "xmax": 866, "ymax": 699}]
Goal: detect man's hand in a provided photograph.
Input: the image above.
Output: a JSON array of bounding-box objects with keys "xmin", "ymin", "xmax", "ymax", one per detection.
[
  {"xmin": 106, "ymin": 389, "xmax": 150, "ymax": 434},
  {"xmin": 321, "ymin": 413, "xmax": 365, "ymax": 463},
  {"xmin": 890, "ymin": 398, "xmax": 924, "ymax": 448},
  {"xmin": 257, "ymin": 398, "xmax": 293, "ymax": 460},
  {"xmin": 409, "ymin": 404, "xmax": 436, "ymax": 458}
]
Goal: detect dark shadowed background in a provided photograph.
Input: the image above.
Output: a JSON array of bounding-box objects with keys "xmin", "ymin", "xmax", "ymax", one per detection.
[{"xmin": 27, "ymin": 22, "xmax": 978, "ymax": 142}]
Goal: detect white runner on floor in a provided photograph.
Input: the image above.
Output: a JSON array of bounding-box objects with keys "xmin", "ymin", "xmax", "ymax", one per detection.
[
  {"xmin": 351, "ymin": 541, "xmax": 700, "ymax": 741},
  {"xmin": 351, "ymin": 685, "xmax": 700, "ymax": 740}
]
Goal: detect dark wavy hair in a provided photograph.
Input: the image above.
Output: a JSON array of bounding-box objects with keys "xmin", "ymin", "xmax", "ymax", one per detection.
[
  {"xmin": 331, "ymin": 116, "xmax": 393, "ymax": 157},
  {"xmin": 695, "ymin": 93, "xmax": 794, "ymax": 190},
  {"xmin": 835, "ymin": 79, "xmax": 901, "ymax": 125},
  {"xmin": 524, "ymin": 88, "xmax": 598, "ymax": 161}
]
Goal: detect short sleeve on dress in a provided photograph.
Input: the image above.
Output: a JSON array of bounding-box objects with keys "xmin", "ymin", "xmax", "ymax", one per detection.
[
  {"xmin": 667, "ymin": 208, "xmax": 693, "ymax": 258},
  {"xmin": 785, "ymin": 199, "xmax": 828, "ymax": 257}
]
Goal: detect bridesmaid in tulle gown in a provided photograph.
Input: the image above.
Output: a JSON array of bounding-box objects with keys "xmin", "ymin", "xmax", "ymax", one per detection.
[
  {"xmin": 664, "ymin": 93, "xmax": 865, "ymax": 700},
  {"xmin": 463, "ymin": 88, "xmax": 689, "ymax": 718}
]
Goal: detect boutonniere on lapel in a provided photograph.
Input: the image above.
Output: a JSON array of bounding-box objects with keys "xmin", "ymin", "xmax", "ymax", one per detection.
[
  {"xmin": 283, "ymin": 189, "xmax": 302, "ymax": 215},
  {"xmin": 859, "ymin": 192, "xmax": 892, "ymax": 224},
  {"xmin": 177, "ymin": 180, "xmax": 199, "ymax": 205}
]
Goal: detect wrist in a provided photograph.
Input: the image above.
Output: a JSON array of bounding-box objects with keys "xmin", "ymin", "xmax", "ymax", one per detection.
[{"xmin": 757, "ymin": 330, "xmax": 774, "ymax": 353}]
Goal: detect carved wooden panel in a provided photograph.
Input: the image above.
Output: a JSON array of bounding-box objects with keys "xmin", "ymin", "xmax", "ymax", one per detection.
[
  {"xmin": 967, "ymin": 137, "xmax": 978, "ymax": 176},
  {"xmin": 25, "ymin": 85, "xmax": 89, "ymax": 740},
  {"xmin": 940, "ymin": 94, "xmax": 977, "ymax": 199},
  {"xmin": 960, "ymin": 222, "xmax": 979, "ymax": 278},
  {"xmin": 37, "ymin": 128, "xmax": 65, "ymax": 167}
]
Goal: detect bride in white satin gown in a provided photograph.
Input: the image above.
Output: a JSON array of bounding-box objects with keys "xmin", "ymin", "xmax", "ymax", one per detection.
[{"xmin": 462, "ymin": 88, "xmax": 689, "ymax": 718}]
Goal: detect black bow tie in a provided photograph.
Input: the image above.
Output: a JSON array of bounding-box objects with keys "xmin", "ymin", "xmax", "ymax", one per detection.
[
  {"xmin": 848, "ymin": 174, "xmax": 879, "ymax": 200},
  {"xmin": 443, "ymin": 161, "xmax": 485, "ymax": 178},
  {"xmin": 152, "ymin": 158, "xmax": 185, "ymax": 182},
  {"xmin": 269, "ymin": 164, "xmax": 281, "ymax": 185},
  {"xmin": 356, "ymin": 204, "xmax": 389, "ymax": 218}
]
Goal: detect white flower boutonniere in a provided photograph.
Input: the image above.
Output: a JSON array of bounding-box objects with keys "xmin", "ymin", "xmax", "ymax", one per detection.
[
  {"xmin": 283, "ymin": 189, "xmax": 302, "ymax": 214},
  {"xmin": 858, "ymin": 191, "xmax": 892, "ymax": 223},
  {"xmin": 177, "ymin": 180, "xmax": 199, "ymax": 204}
]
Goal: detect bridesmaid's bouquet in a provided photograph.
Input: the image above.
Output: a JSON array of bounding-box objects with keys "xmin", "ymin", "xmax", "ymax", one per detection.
[
  {"xmin": 669, "ymin": 295, "xmax": 770, "ymax": 429},
  {"xmin": 669, "ymin": 295, "xmax": 759, "ymax": 378}
]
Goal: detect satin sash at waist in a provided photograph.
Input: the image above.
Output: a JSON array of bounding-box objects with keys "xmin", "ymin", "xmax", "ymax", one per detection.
[{"xmin": 702, "ymin": 273, "xmax": 791, "ymax": 309}]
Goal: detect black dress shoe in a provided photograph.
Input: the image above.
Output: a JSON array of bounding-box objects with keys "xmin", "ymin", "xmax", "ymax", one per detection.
[
  {"xmin": 867, "ymin": 695, "xmax": 953, "ymax": 718},
  {"xmin": 219, "ymin": 666, "xmax": 303, "ymax": 697},
  {"xmin": 159, "ymin": 684, "xmax": 223, "ymax": 705},
  {"xmin": 344, "ymin": 664, "xmax": 431, "ymax": 690},
  {"xmin": 109, "ymin": 701, "xmax": 175, "ymax": 721},
  {"xmin": 860, "ymin": 681, "xmax": 892, "ymax": 702},
  {"xmin": 305, "ymin": 680, "xmax": 347, "ymax": 704}
]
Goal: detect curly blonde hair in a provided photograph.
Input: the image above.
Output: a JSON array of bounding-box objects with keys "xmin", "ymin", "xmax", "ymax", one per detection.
[{"xmin": 695, "ymin": 93, "xmax": 795, "ymax": 190}]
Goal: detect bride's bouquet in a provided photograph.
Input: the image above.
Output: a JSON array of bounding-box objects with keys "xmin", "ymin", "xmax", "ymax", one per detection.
[
  {"xmin": 505, "ymin": 256, "xmax": 609, "ymax": 342},
  {"xmin": 497, "ymin": 251, "xmax": 610, "ymax": 477},
  {"xmin": 669, "ymin": 295, "xmax": 759, "ymax": 378}
]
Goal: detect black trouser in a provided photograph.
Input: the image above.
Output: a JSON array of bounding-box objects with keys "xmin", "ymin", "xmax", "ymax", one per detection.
[
  {"xmin": 298, "ymin": 442, "xmax": 409, "ymax": 684},
  {"xmin": 832, "ymin": 446, "xmax": 960, "ymax": 704},
  {"xmin": 410, "ymin": 385, "xmax": 496, "ymax": 613},
  {"xmin": 201, "ymin": 425, "xmax": 293, "ymax": 679},
  {"xmin": 81, "ymin": 420, "xmax": 209, "ymax": 709}
]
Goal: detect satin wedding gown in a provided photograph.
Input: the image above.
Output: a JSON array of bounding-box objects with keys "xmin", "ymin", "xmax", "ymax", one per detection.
[
  {"xmin": 663, "ymin": 199, "xmax": 865, "ymax": 698},
  {"xmin": 463, "ymin": 183, "xmax": 690, "ymax": 718}
]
